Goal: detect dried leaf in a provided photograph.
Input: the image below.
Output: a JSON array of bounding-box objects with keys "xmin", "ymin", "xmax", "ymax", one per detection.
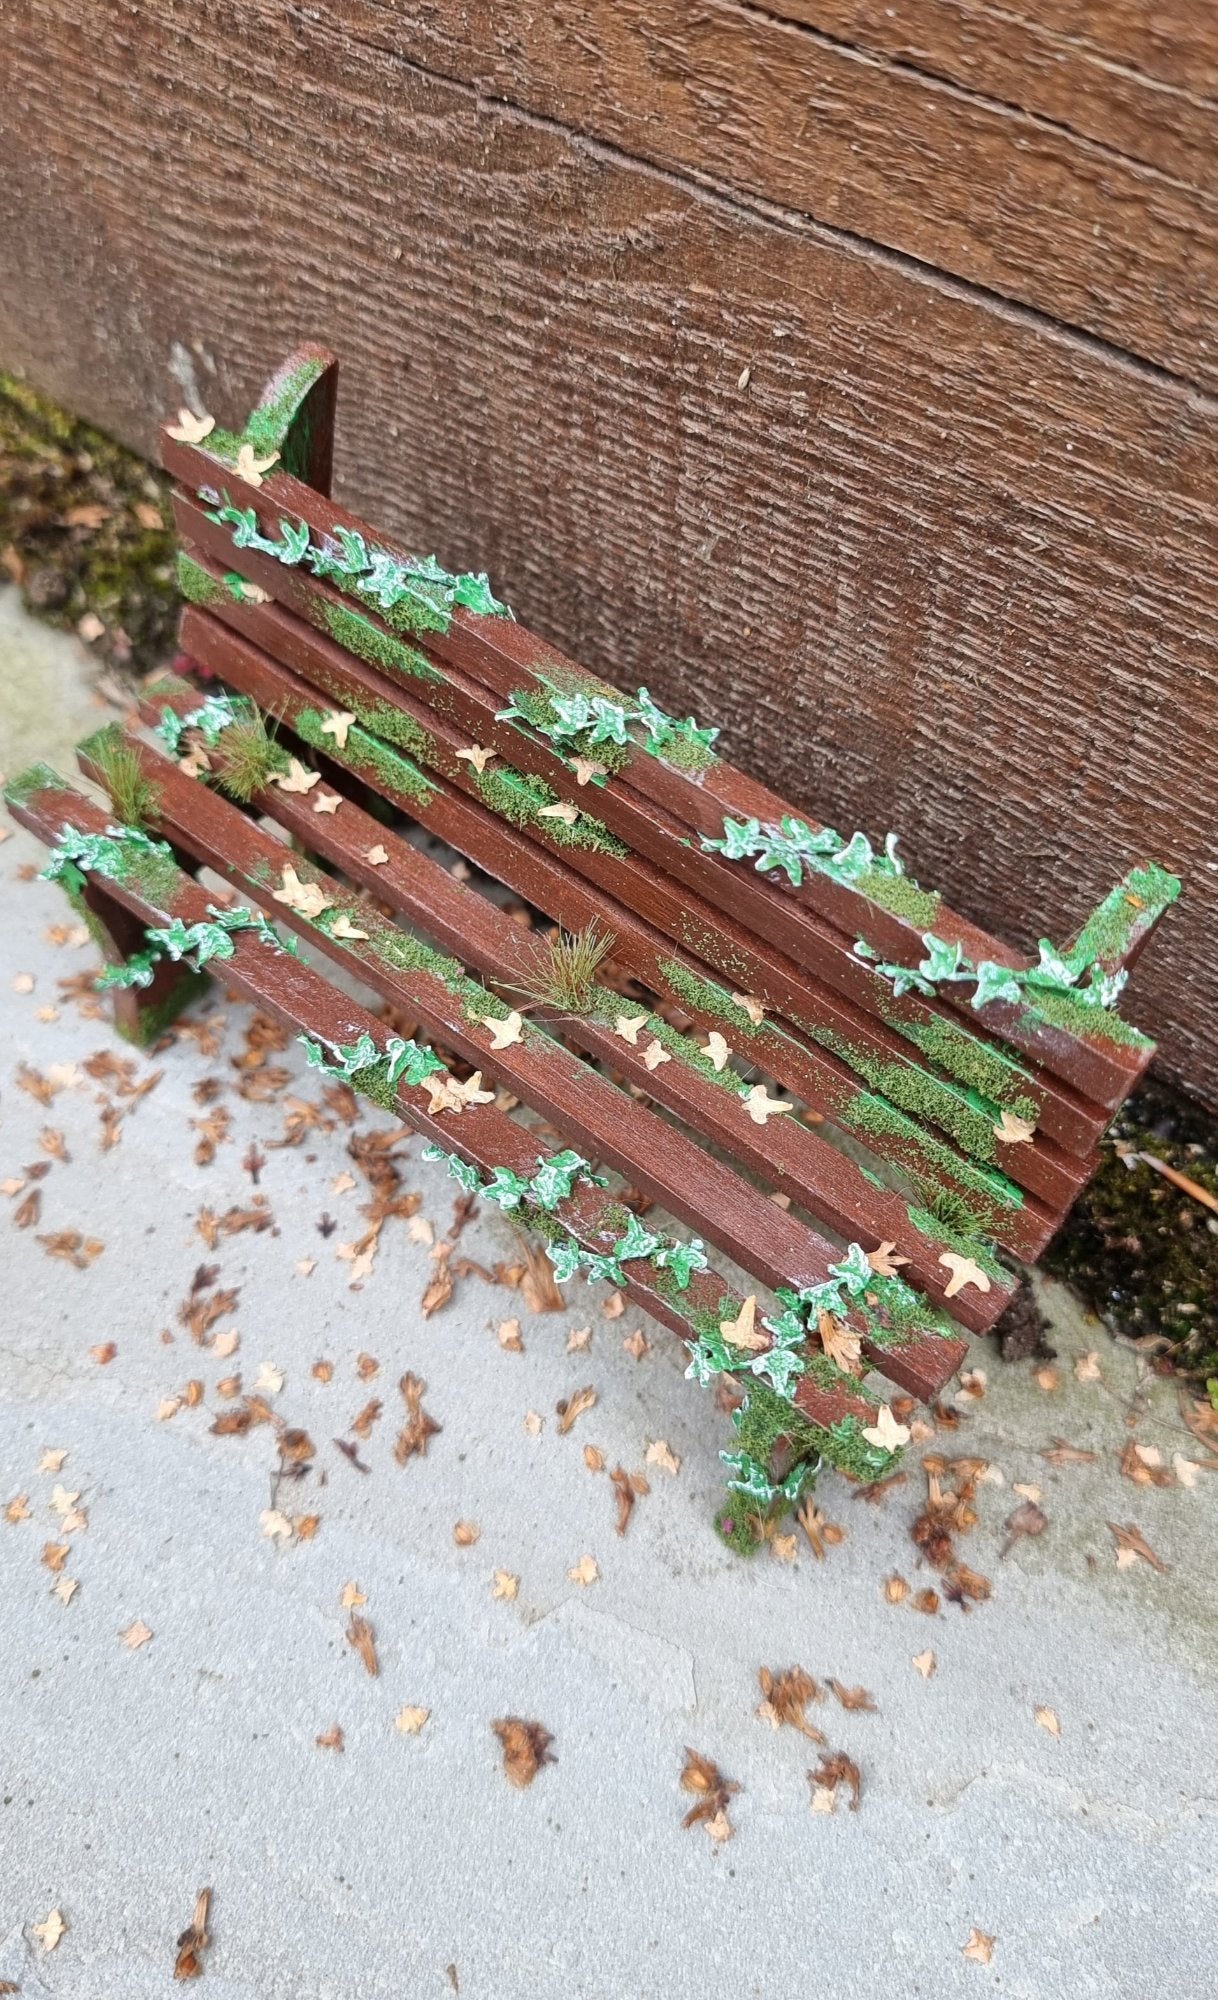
[
  {"xmin": 938, "ymin": 1253, "xmax": 991, "ymax": 1298},
  {"xmin": 120, "ymin": 1620, "xmax": 153, "ymax": 1649},
  {"xmin": 33, "ymin": 1909, "xmax": 67, "ymax": 1953},
  {"xmin": 719, "ymin": 1295, "xmax": 766, "ymax": 1351},
  {"xmin": 395, "ymin": 1705, "xmax": 429, "ymax": 1735},
  {"xmin": 756, "ymin": 1666, "xmax": 825, "ymax": 1739},
  {"xmin": 1109, "ymin": 1521, "xmax": 1170, "ymax": 1572},
  {"xmin": 645, "ymin": 1439, "xmax": 681, "ymax": 1477},
  {"xmin": 680, "ymin": 1749, "xmax": 739, "ymax": 1834},
  {"xmin": 808, "ymin": 1750, "xmax": 861, "ymax": 1813},
  {"xmin": 1000, "ymin": 1499, "xmax": 1048, "ymax": 1558},
  {"xmin": 346, "ymin": 1614, "xmax": 379, "ymax": 1676},
  {"xmin": 862, "ymin": 1404, "xmax": 910, "ymax": 1451},
  {"xmin": 961, "ymin": 1929, "xmax": 995, "ymax": 1965},
  {"xmin": 741, "ymin": 1083, "xmax": 792, "ymax": 1124},
  {"xmin": 173, "ymin": 1886, "xmax": 212, "ymax": 1981},
  {"xmin": 828, "ymin": 1680, "xmax": 876, "ymax": 1712},
  {"xmin": 167, "ymin": 407, "xmax": 216, "ymax": 443},
  {"xmin": 912, "ymin": 1649, "xmax": 936, "ymax": 1679},
  {"xmin": 492, "ymin": 1717, "xmax": 554, "ymax": 1787},
  {"xmin": 568, "ymin": 1553, "xmax": 599, "ymax": 1586},
  {"xmin": 610, "ymin": 1466, "xmax": 636, "ymax": 1536},
  {"xmin": 453, "ymin": 1521, "xmax": 480, "ymax": 1547},
  {"xmin": 866, "ymin": 1241, "xmax": 910, "ymax": 1276},
  {"xmin": 556, "ymin": 1385, "xmax": 597, "ymax": 1434},
  {"xmin": 315, "ymin": 1723, "xmax": 345, "ymax": 1752},
  {"xmin": 1034, "ymin": 1704, "xmax": 1060, "ymax": 1737}
]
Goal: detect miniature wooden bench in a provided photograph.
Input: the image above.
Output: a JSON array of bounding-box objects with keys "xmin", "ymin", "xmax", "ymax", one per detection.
[{"xmin": 6, "ymin": 346, "xmax": 1180, "ymax": 1539}]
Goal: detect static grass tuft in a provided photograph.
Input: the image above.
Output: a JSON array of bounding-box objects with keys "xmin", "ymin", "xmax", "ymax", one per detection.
[
  {"xmin": 78, "ymin": 724, "xmax": 162, "ymax": 831},
  {"xmin": 213, "ymin": 711, "xmax": 290, "ymax": 802},
  {"xmin": 518, "ymin": 922, "xmax": 617, "ymax": 1014}
]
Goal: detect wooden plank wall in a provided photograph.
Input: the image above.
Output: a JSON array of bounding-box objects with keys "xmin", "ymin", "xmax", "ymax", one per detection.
[{"xmin": 3, "ymin": 1, "xmax": 1216, "ymax": 1102}]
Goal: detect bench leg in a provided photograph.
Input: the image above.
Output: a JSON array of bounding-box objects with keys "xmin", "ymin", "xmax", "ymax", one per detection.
[{"xmin": 74, "ymin": 874, "xmax": 209, "ymax": 1047}]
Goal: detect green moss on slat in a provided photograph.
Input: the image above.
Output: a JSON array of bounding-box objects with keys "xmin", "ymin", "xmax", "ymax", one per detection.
[
  {"xmin": 879, "ymin": 1004, "xmax": 1041, "ymax": 1115},
  {"xmin": 502, "ymin": 685, "xmax": 632, "ymax": 774},
  {"xmin": 1024, "ymin": 986, "xmax": 1150, "ymax": 1050},
  {"xmin": 472, "ymin": 765, "xmax": 628, "ymax": 857},
  {"xmin": 293, "ymin": 708, "xmax": 438, "ymax": 809},
  {"xmin": 905, "ymin": 1203, "xmax": 1006, "ymax": 1281},
  {"xmin": 655, "ymin": 956, "xmax": 765, "ymax": 1035},
  {"xmin": 5, "ymin": 761, "xmax": 65, "ymax": 809},
  {"xmin": 1069, "ymin": 864, "xmax": 1180, "ymax": 968},
  {"xmin": 317, "ymin": 598, "xmax": 443, "ymax": 685},
  {"xmin": 855, "ymin": 867, "xmax": 941, "ymax": 928},
  {"xmin": 607, "ymin": 1003, "xmax": 742, "ymax": 1096},
  {"xmin": 176, "ymin": 549, "xmax": 231, "ymax": 609},
  {"xmin": 841, "ymin": 1089, "xmax": 1022, "ymax": 1214}
]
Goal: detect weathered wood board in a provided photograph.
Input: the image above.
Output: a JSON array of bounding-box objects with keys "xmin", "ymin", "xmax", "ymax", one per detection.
[{"xmin": 2, "ymin": 0, "xmax": 1215, "ymax": 1099}]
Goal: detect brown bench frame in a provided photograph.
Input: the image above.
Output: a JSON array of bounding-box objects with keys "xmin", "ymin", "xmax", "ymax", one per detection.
[{"xmin": 5, "ymin": 346, "xmax": 1180, "ymax": 1543}]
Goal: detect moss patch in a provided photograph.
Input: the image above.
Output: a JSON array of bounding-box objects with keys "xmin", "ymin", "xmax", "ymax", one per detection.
[
  {"xmin": 293, "ymin": 707, "xmax": 437, "ymax": 809},
  {"xmin": 880, "ymin": 1004, "xmax": 1040, "ymax": 1114},
  {"xmin": 1024, "ymin": 986, "xmax": 1150, "ymax": 1050},
  {"xmin": 856, "ymin": 867, "xmax": 941, "ymax": 928},
  {"xmin": 317, "ymin": 598, "xmax": 442, "ymax": 685},
  {"xmin": 655, "ymin": 957, "xmax": 765, "ymax": 1035},
  {"xmin": 1046, "ymin": 1074, "xmax": 1218, "ymax": 1378},
  {"xmin": 0, "ymin": 370, "xmax": 178, "ymax": 676},
  {"xmin": 472, "ymin": 765, "xmax": 628, "ymax": 857}
]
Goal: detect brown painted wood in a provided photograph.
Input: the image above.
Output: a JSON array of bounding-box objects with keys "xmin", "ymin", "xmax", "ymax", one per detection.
[
  {"xmin": 127, "ymin": 713, "xmax": 1011, "ymax": 1338},
  {"xmin": 168, "ymin": 457, "xmax": 1159, "ymax": 1113},
  {"xmin": 322, "ymin": 0, "xmax": 1218, "ymax": 388},
  {"xmin": 7, "ymin": 773, "xmax": 889, "ymax": 1440},
  {"xmin": 3, "ymin": 6, "xmax": 1213, "ymax": 1103},
  {"xmin": 169, "ymin": 502, "xmax": 1111, "ymax": 1188},
  {"xmin": 146, "ymin": 690, "xmax": 1071, "ymax": 1266},
  {"xmin": 178, "ymin": 596, "xmax": 1112, "ymax": 1193}
]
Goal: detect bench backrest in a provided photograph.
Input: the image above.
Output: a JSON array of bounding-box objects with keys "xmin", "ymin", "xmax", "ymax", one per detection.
[{"xmin": 155, "ymin": 347, "xmax": 1177, "ymax": 1376}]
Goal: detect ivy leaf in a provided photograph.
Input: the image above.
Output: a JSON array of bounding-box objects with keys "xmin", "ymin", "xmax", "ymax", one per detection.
[
  {"xmin": 549, "ymin": 1238, "xmax": 586, "ymax": 1284},
  {"xmin": 614, "ymin": 1211, "xmax": 665, "ymax": 1264},
  {"xmin": 829, "ymin": 831, "xmax": 874, "ymax": 878},
  {"xmin": 918, "ymin": 933, "xmax": 969, "ymax": 983},
  {"xmin": 702, "ymin": 817, "xmax": 761, "ymax": 861},
  {"xmin": 482, "ymin": 1166, "xmax": 530, "ymax": 1210},
  {"xmin": 654, "ymin": 1238, "xmax": 708, "ymax": 1288},
  {"xmin": 530, "ymin": 1149, "xmax": 593, "ymax": 1211},
  {"xmin": 971, "ymin": 960, "xmax": 1024, "ymax": 1009},
  {"xmin": 750, "ymin": 1344, "xmax": 805, "ymax": 1394},
  {"xmin": 829, "ymin": 1243, "xmax": 875, "ymax": 1296}
]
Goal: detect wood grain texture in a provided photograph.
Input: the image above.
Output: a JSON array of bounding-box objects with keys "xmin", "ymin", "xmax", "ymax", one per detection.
[
  {"xmin": 765, "ymin": 2, "xmax": 1218, "ymax": 186},
  {"xmin": 2, "ymin": 1, "xmax": 1216, "ymax": 1101},
  {"xmin": 332, "ymin": 0, "xmax": 1218, "ymax": 388}
]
